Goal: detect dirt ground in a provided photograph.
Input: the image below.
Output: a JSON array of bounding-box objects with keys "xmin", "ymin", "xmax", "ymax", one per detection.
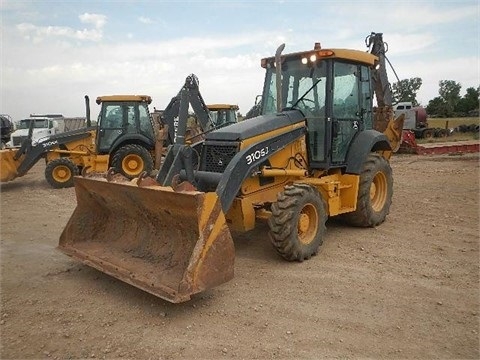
[{"xmin": 0, "ymin": 153, "xmax": 479, "ymax": 360}]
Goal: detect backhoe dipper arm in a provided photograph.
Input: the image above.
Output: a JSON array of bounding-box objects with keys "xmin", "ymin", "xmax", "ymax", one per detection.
[
  {"xmin": 176, "ymin": 88, "xmax": 189, "ymax": 145},
  {"xmin": 184, "ymin": 74, "xmax": 213, "ymax": 131},
  {"xmin": 161, "ymin": 90, "xmax": 182, "ymax": 144},
  {"xmin": 161, "ymin": 74, "xmax": 214, "ymax": 145},
  {"xmin": 366, "ymin": 32, "xmax": 404, "ymax": 152},
  {"xmin": 366, "ymin": 32, "xmax": 392, "ymax": 108}
]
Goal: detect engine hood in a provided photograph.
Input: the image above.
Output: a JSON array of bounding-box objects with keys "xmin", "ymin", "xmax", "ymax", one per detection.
[
  {"xmin": 205, "ymin": 110, "xmax": 305, "ymax": 142},
  {"xmin": 12, "ymin": 128, "xmax": 50, "ymax": 137}
]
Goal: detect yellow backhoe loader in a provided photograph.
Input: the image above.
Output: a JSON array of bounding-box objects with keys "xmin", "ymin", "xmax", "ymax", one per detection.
[
  {"xmin": 59, "ymin": 32, "xmax": 404, "ymax": 303},
  {"xmin": 0, "ymin": 95, "xmax": 158, "ymax": 188},
  {"xmin": 207, "ymin": 104, "xmax": 239, "ymax": 127}
]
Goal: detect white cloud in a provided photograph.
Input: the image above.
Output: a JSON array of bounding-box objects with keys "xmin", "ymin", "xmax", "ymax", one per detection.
[
  {"xmin": 377, "ymin": 33, "xmax": 437, "ymax": 56},
  {"xmin": 15, "ymin": 12, "xmax": 106, "ymax": 43},
  {"xmin": 1, "ymin": 30, "xmax": 276, "ymax": 118},
  {"xmin": 327, "ymin": 1, "xmax": 477, "ymax": 29},
  {"xmin": 16, "ymin": 22, "xmax": 104, "ymax": 42},
  {"xmin": 138, "ymin": 16, "xmax": 154, "ymax": 24},
  {"xmin": 388, "ymin": 4, "xmax": 477, "ymax": 27},
  {"xmin": 79, "ymin": 13, "xmax": 107, "ymax": 29}
]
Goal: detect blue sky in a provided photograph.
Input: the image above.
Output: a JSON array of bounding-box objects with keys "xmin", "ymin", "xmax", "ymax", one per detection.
[{"xmin": 1, "ymin": 0, "xmax": 479, "ymax": 121}]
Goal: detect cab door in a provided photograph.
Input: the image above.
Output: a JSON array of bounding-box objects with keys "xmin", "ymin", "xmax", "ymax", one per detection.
[
  {"xmin": 97, "ymin": 103, "xmax": 138, "ymax": 153},
  {"xmin": 330, "ymin": 62, "xmax": 371, "ymax": 164}
]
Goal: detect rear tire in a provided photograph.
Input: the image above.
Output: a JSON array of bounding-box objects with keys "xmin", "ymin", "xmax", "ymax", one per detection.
[
  {"xmin": 435, "ymin": 128, "xmax": 447, "ymax": 138},
  {"xmin": 45, "ymin": 158, "xmax": 79, "ymax": 188},
  {"xmin": 111, "ymin": 144, "xmax": 153, "ymax": 179},
  {"xmin": 341, "ymin": 153, "xmax": 392, "ymax": 227},
  {"xmin": 268, "ymin": 183, "xmax": 327, "ymax": 261},
  {"xmin": 422, "ymin": 129, "xmax": 435, "ymax": 139}
]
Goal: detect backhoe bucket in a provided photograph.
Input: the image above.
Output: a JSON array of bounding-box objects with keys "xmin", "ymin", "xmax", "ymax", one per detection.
[
  {"xmin": 58, "ymin": 177, "xmax": 235, "ymax": 303},
  {"xmin": 0, "ymin": 149, "xmax": 21, "ymax": 182}
]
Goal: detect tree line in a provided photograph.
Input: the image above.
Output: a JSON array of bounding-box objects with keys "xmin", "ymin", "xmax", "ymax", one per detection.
[{"xmin": 392, "ymin": 78, "xmax": 480, "ymax": 117}]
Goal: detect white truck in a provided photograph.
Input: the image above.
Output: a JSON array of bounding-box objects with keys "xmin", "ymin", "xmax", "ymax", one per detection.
[
  {"xmin": 393, "ymin": 102, "xmax": 447, "ymax": 138},
  {"xmin": 8, "ymin": 114, "xmax": 86, "ymax": 147}
]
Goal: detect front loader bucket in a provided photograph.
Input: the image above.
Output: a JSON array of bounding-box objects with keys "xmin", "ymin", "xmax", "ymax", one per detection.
[
  {"xmin": 58, "ymin": 177, "xmax": 235, "ymax": 303},
  {"xmin": 0, "ymin": 149, "xmax": 21, "ymax": 182}
]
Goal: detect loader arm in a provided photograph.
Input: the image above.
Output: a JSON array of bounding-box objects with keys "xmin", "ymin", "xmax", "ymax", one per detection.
[
  {"xmin": 156, "ymin": 123, "xmax": 307, "ymax": 214},
  {"xmin": 1, "ymin": 128, "xmax": 92, "ymax": 182},
  {"xmin": 201, "ymin": 126, "xmax": 306, "ymax": 213},
  {"xmin": 158, "ymin": 108, "xmax": 308, "ymax": 210},
  {"xmin": 19, "ymin": 130, "xmax": 92, "ymax": 175}
]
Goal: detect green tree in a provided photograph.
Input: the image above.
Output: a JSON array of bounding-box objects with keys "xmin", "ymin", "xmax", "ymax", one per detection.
[
  {"xmin": 392, "ymin": 77, "xmax": 422, "ymax": 105},
  {"xmin": 455, "ymin": 86, "xmax": 480, "ymax": 114},
  {"xmin": 426, "ymin": 96, "xmax": 448, "ymax": 117},
  {"xmin": 438, "ymin": 80, "xmax": 461, "ymax": 117}
]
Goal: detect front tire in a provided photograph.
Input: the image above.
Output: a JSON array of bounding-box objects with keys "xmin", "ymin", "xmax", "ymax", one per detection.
[
  {"xmin": 342, "ymin": 153, "xmax": 393, "ymax": 227},
  {"xmin": 111, "ymin": 144, "xmax": 154, "ymax": 179},
  {"xmin": 45, "ymin": 158, "xmax": 79, "ymax": 188},
  {"xmin": 268, "ymin": 183, "xmax": 327, "ymax": 261}
]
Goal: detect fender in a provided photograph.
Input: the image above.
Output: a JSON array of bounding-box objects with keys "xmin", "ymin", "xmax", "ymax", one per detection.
[
  {"xmin": 345, "ymin": 129, "xmax": 391, "ymax": 174},
  {"xmin": 110, "ymin": 133, "xmax": 155, "ymax": 154}
]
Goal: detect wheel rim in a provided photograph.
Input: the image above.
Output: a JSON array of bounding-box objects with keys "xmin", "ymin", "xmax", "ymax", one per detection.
[
  {"xmin": 122, "ymin": 154, "xmax": 144, "ymax": 176},
  {"xmin": 370, "ymin": 171, "xmax": 387, "ymax": 212},
  {"xmin": 297, "ymin": 203, "xmax": 318, "ymax": 245},
  {"xmin": 52, "ymin": 165, "xmax": 72, "ymax": 183}
]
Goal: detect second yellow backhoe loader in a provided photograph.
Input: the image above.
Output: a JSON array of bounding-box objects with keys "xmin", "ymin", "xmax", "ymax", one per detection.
[
  {"xmin": 59, "ymin": 32, "xmax": 404, "ymax": 303},
  {"xmin": 0, "ymin": 95, "xmax": 158, "ymax": 188}
]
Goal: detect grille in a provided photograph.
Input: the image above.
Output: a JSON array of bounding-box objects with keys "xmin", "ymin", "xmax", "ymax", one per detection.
[
  {"xmin": 203, "ymin": 144, "xmax": 238, "ymax": 173},
  {"xmin": 12, "ymin": 136, "xmax": 27, "ymax": 147}
]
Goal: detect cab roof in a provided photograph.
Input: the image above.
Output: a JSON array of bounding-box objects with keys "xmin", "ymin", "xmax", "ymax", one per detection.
[
  {"xmin": 261, "ymin": 47, "xmax": 377, "ymax": 68},
  {"xmin": 207, "ymin": 104, "xmax": 239, "ymax": 111},
  {"xmin": 96, "ymin": 95, "xmax": 152, "ymax": 104}
]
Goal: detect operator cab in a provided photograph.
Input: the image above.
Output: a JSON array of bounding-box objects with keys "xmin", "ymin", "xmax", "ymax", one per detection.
[
  {"xmin": 260, "ymin": 47, "xmax": 376, "ymax": 169},
  {"xmin": 96, "ymin": 95, "xmax": 155, "ymax": 153},
  {"xmin": 207, "ymin": 104, "xmax": 239, "ymax": 127}
]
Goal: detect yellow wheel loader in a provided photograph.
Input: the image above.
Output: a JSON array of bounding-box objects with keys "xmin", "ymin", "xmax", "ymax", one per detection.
[{"xmin": 59, "ymin": 32, "xmax": 404, "ymax": 303}]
